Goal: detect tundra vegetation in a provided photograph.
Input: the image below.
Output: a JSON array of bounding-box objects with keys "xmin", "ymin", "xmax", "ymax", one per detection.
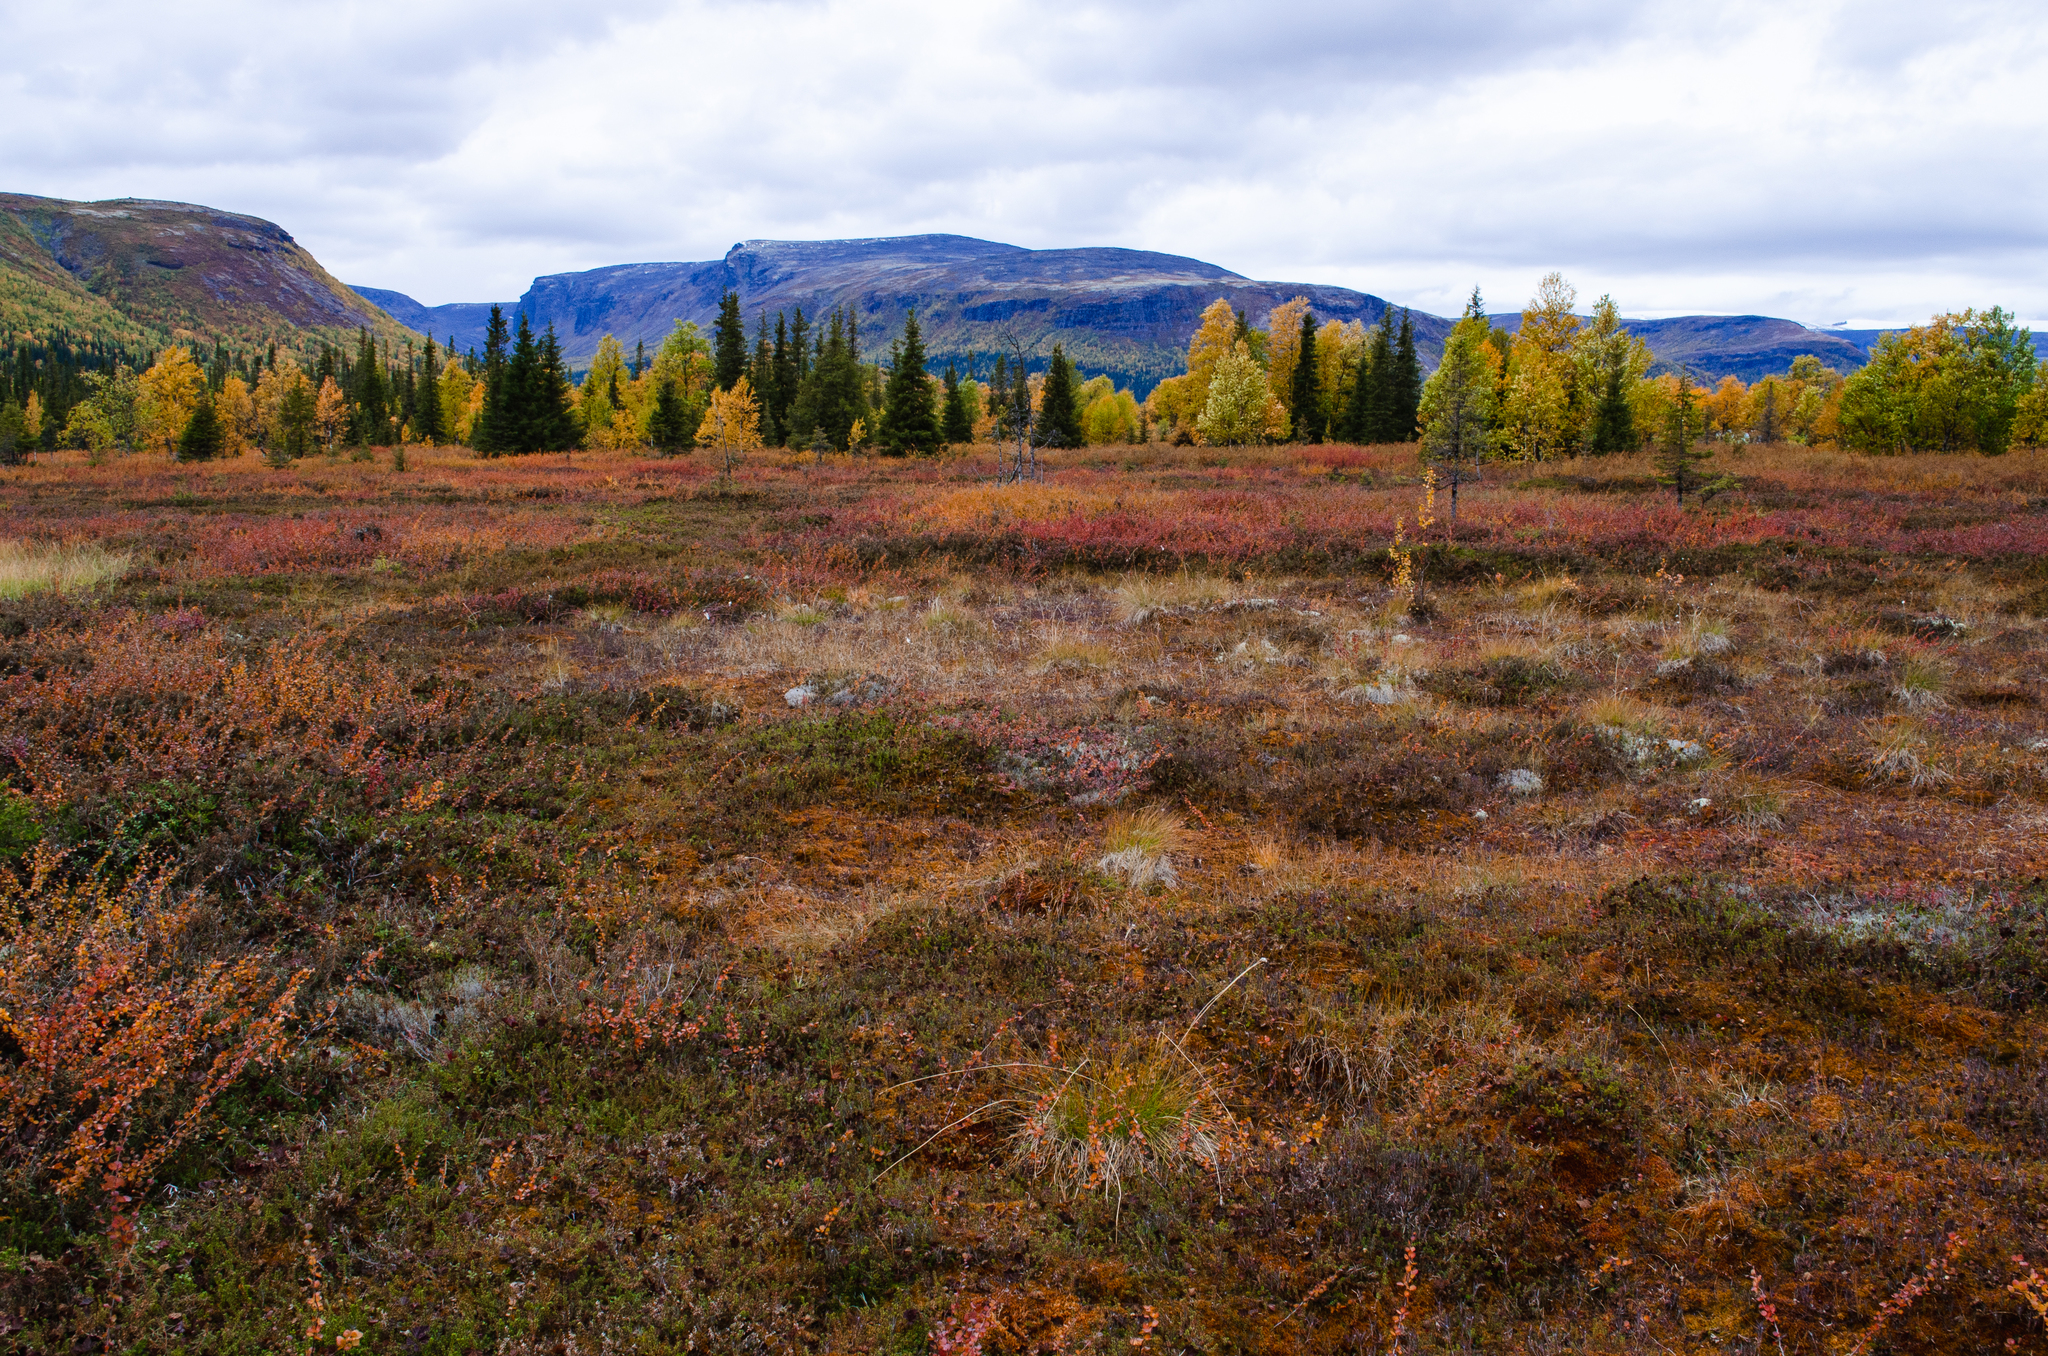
[{"xmin": 0, "ymin": 282, "xmax": 2046, "ymax": 1355}]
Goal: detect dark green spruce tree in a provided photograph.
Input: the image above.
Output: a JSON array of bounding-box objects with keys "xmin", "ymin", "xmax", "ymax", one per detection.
[
  {"xmin": 504, "ymin": 312, "xmax": 542, "ymax": 451},
  {"xmin": 770, "ymin": 313, "xmax": 795, "ymax": 443},
  {"xmin": 941, "ymin": 363, "xmax": 974, "ymax": 443},
  {"xmin": 1290, "ymin": 310, "xmax": 1323, "ymax": 443},
  {"xmin": 1038, "ymin": 345, "xmax": 1083, "ymax": 449},
  {"xmin": 879, "ymin": 310, "xmax": 940, "ymax": 455},
  {"xmin": 648, "ymin": 379, "xmax": 691, "ymax": 452},
  {"xmin": 535, "ymin": 324, "xmax": 579, "ymax": 451},
  {"xmin": 1344, "ymin": 314, "xmax": 1394, "ymax": 443},
  {"xmin": 416, "ymin": 336, "xmax": 443, "ymax": 443},
  {"xmin": 1590, "ymin": 366, "xmax": 1636, "ymax": 454},
  {"xmin": 750, "ymin": 317, "xmax": 780, "ymax": 446},
  {"xmin": 471, "ymin": 306, "xmax": 513, "ymax": 455},
  {"xmin": 1391, "ymin": 310, "xmax": 1422, "ymax": 441},
  {"xmin": 352, "ymin": 327, "xmax": 388, "ymax": 444},
  {"xmin": 712, "ymin": 290, "xmax": 747, "ymax": 391},
  {"xmin": 178, "ymin": 394, "xmax": 225, "ymax": 461}
]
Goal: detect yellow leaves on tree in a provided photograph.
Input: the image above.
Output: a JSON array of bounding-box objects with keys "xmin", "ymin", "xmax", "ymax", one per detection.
[
  {"xmin": 698, "ymin": 375, "xmax": 763, "ymax": 483},
  {"xmin": 1195, "ymin": 342, "xmax": 1287, "ymax": 446},
  {"xmin": 136, "ymin": 346, "xmax": 205, "ymax": 456},
  {"xmin": 1263, "ymin": 296, "xmax": 1312, "ymax": 421},
  {"xmin": 578, "ymin": 334, "xmax": 644, "ymax": 450},
  {"xmin": 313, "ymin": 376, "xmax": 349, "ymax": 454},
  {"xmin": 215, "ymin": 374, "xmax": 256, "ymax": 456},
  {"xmin": 0, "ymin": 843, "xmax": 308, "ymax": 1224},
  {"xmin": 438, "ymin": 361, "xmax": 479, "ymax": 446},
  {"xmin": 255, "ymin": 355, "xmax": 309, "ymax": 439},
  {"xmin": 1148, "ymin": 297, "xmax": 1241, "ymax": 433}
]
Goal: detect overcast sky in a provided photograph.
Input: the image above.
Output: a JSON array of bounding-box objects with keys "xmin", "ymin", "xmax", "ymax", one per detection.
[{"xmin": 4, "ymin": 0, "xmax": 2044, "ymax": 326}]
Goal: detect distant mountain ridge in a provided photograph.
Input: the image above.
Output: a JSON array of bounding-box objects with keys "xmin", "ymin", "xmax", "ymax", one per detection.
[
  {"xmin": 364, "ymin": 234, "xmax": 1885, "ymax": 392},
  {"xmin": 364, "ymin": 234, "xmax": 1442, "ymax": 393}
]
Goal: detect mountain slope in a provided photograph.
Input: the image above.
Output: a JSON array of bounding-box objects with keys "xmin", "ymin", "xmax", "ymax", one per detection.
[
  {"xmin": 363, "ymin": 235, "xmax": 1882, "ymax": 392},
  {"xmin": 360, "ymin": 236, "xmax": 1448, "ymax": 393},
  {"xmin": 0, "ymin": 192, "xmax": 413, "ymax": 357}
]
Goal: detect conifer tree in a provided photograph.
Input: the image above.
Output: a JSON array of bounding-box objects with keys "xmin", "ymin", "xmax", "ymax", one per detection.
[
  {"xmin": 750, "ymin": 318, "xmax": 780, "ymax": 447},
  {"xmin": 352, "ymin": 327, "xmax": 389, "ymax": 444},
  {"xmin": 416, "ymin": 336, "xmax": 443, "ymax": 443},
  {"xmin": 399, "ymin": 340, "xmax": 417, "ymax": 437},
  {"xmin": 712, "ymin": 290, "xmax": 747, "ymax": 391},
  {"xmin": 649, "ymin": 379, "xmax": 691, "ymax": 452},
  {"xmin": 472, "ymin": 306, "xmax": 512, "ymax": 454},
  {"xmin": 1342, "ymin": 316, "xmax": 1393, "ymax": 443},
  {"xmin": 1038, "ymin": 345, "xmax": 1083, "ymax": 449},
  {"xmin": 1289, "ymin": 310, "xmax": 1323, "ymax": 442},
  {"xmin": 1589, "ymin": 366, "xmax": 1635, "ymax": 454},
  {"xmin": 1391, "ymin": 310, "xmax": 1422, "ymax": 441},
  {"xmin": 941, "ymin": 363, "xmax": 974, "ymax": 443},
  {"xmin": 1654, "ymin": 376, "xmax": 1732, "ymax": 504},
  {"xmin": 770, "ymin": 314, "xmax": 795, "ymax": 444},
  {"xmin": 505, "ymin": 312, "xmax": 542, "ymax": 451},
  {"xmin": 1417, "ymin": 315, "xmax": 1498, "ymax": 530},
  {"xmin": 535, "ymin": 324, "xmax": 579, "ymax": 452},
  {"xmin": 880, "ymin": 310, "xmax": 941, "ymax": 455},
  {"xmin": 177, "ymin": 393, "xmax": 225, "ymax": 461}
]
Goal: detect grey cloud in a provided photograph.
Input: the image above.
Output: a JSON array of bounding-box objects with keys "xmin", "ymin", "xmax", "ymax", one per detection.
[{"xmin": 1, "ymin": 0, "xmax": 2042, "ymax": 324}]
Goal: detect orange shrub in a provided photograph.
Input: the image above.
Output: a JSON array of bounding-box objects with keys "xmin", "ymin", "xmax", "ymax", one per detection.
[{"xmin": 0, "ymin": 844, "xmax": 307, "ymax": 1228}]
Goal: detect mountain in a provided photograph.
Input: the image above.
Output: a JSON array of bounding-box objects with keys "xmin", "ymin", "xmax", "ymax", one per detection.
[
  {"xmin": 358, "ymin": 235, "xmax": 1449, "ymax": 393},
  {"xmin": 0, "ymin": 192, "xmax": 412, "ymax": 358},
  {"xmin": 1492, "ymin": 311, "xmax": 1882, "ymax": 384},
  {"xmin": 363, "ymin": 235, "xmax": 1884, "ymax": 393}
]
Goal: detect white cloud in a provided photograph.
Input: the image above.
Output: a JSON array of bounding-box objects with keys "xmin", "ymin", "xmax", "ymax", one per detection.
[{"xmin": 2, "ymin": 0, "xmax": 2042, "ymax": 326}]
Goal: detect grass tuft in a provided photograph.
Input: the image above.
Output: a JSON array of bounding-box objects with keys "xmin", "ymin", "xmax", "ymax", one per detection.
[{"xmin": 0, "ymin": 540, "xmax": 132, "ymax": 598}]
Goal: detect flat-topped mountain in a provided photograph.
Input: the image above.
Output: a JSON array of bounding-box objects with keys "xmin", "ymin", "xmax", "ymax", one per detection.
[
  {"xmin": 0, "ymin": 192, "xmax": 411, "ymax": 355},
  {"xmin": 373, "ymin": 235, "xmax": 1444, "ymax": 392},
  {"xmin": 368, "ymin": 234, "xmax": 1884, "ymax": 391}
]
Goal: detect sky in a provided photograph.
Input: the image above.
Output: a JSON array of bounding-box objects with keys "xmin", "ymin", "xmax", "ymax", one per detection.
[{"xmin": 4, "ymin": 0, "xmax": 2045, "ymax": 327}]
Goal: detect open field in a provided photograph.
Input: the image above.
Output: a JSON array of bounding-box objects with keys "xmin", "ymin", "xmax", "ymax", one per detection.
[{"xmin": 3, "ymin": 440, "xmax": 2048, "ymax": 1353}]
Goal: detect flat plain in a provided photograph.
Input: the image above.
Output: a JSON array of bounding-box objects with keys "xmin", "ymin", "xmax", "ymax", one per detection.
[{"xmin": 4, "ymin": 439, "xmax": 2048, "ymax": 1354}]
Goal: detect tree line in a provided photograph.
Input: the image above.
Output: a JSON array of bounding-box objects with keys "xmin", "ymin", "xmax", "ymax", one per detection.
[{"xmin": 20, "ymin": 278, "xmax": 2042, "ymax": 467}]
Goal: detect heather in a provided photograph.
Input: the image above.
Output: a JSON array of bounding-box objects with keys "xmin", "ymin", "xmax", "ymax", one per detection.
[{"xmin": 0, "ymin": 438, "xmax": 2045, "ymax": 1355}]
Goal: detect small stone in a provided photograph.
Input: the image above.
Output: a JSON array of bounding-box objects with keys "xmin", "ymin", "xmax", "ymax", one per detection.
[
  {"xmin": 1498, "ymin": 768, "xmax": 1544, "ymax": 796},
  {"xmin": 1391, "ymin": 633, "xmax": 1413, "ymax": 645},
  {"xmin": 1665, "ymin": 739, "xmax": 1707, "ymax": 763},
  {"xmin": 1341, "ymin": 681, "xmax": 1404, "ymax": 705},
  {"xmin": 784, "ymin": 685, "xmax": 817, "ymax": 708},
  {"xmin": 1472, "ymin": 809, "xmax": 1488, "ymax": 820}
]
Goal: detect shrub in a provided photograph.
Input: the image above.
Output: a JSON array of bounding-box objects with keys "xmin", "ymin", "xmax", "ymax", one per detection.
[{"xmin": 0, "ymin": 846, "xmax": 308, "ymax": 1234}]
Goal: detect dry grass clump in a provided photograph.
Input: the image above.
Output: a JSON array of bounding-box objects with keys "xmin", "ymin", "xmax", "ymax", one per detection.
[
  {"xmin": 1097, "ymin": 806, "xmax": 1185, "ymax": 888},
  {"xmin": 1865, "ymin": 718, "xmax": 1952, "ymax": 788},
  {"xmin": 1660, "ymin": 612, "xmax": 1734, "ymax": 664},
  {"xmin": 1029, "ymin": 627, "xmax": 1116, "ymax": 674},
  {"xmin": 0, "ymin": 540, "xmax": 133, "ymax": 598},
  {"xmin": 1512, "ymin": 573, "xmax": 1580, "ymax": 611},
  {"xmin": 1010, "ymin": 1041, "xmax": 1230, "ymax": 1203},
  {"xmin": 1581, "ymin": 693, "xmax": 1672, "ymax": 738},
  {"xmin": 1889, "ymin": 653, "xmax": 1952, "ymax": 709},
  {"xmin": 919, "ymin": 597, "xmax": 981, "ymax": 637},
  {"xmin": 1291, "ymin": 999, "xmax": 1520, "ymax": 1106},
  {"xmin": 1111, "ymin": 570, "xmax": 1251, "ymax": 625},
  {"xmin": 773, "ymin": 599, "xmax": 830, "ymax": 627}
]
